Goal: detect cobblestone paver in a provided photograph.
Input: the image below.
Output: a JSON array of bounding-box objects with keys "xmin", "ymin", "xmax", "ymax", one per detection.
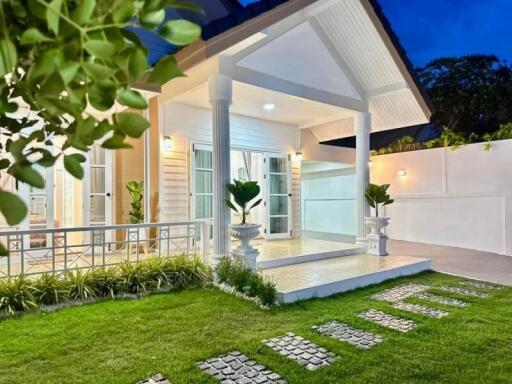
[
  {"xmin": 414, "ymin": 292, "xmax": 469, "ymax": 307},
  {"xmin": 462, "ymin": 281, "xmax": 502, "ymax": 290},
  {"xmin": 262, "ymin": 332, "xmax": 338, "ymax": 371},
  {"xmin": 439, "ymin": 286, "xmax": 488, "ymax": 298},
  {"xmin": 197, "ymin": 351, "xmax": 287, "ymax": 383},
  {"xmin": 137, "ymin": 374, "xmax": 170, "ymax": 384},
  {"xmin": 392, "ymin": 302, "xmax": 448, "ymax": 318},
  {"xmin": 371, "ymin": 284, "xmax": 430, "ymax": 303},
  {"xmin": 359, "ymin": 309, "xmax": 417, "ymax": 332},
  {"xmin": 313, "ymin": 321, "xmax": 384, "ymax": 349}
]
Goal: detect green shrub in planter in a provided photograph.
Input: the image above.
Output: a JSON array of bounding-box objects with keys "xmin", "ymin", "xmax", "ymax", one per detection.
[
  {"xmin": 216, "ymin": 256, "xmax": 278, "ymax": 306},
  {"xmin": 65, "ymin": 270, "xmax": 96, "ymax": 301},
  {"xmin": 0, "ymin": 276, "xmax": 38, "ymax": 315},
  {"xmin": 90, "ymin": 267, "xmax": 122, "ymax": 299},
  {"xmin": 163, "ymin": 255, "xmax": 212, "ymax": 289},
  {"xmin": 143, "ymin": 258, "xmax": 170, "ymax": 291},
  {"xmin": 33, "ymin": 273, "xmax": 68, "ymax": 305},
  {"xmin": 119, "ymin": 262, "xmax": 148, "ymax": 295}
]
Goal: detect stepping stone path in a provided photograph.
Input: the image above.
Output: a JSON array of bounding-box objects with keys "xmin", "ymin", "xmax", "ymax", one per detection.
[
  {"xmin": 197, "ymin": 351, "xmax": 286, "ymax": 383},
  {"xmin": 359, "ymin": 309, "xmax": 417, "ymax": 333},
  {"xmin": 262, "ymin": 332, "xmax": 338, "ymax": 371},
  {"xmin": 438, "ymin": 286, "xmax": 488, "ymax": 298},
  {"xmin": 414, "ymin": 292, "xmax": 469, "ymax": 308},
  {"xmin": 462, "ymin": 281, "xmax": 502, "ymax": 290},
  {"xmin": 392, "ymin": 302, "xmax": 448, "ymax": 318},
  {"xmin": 137, "ymin": 374, "xmax": 170, "ymax": 384},
  {"xmin": 371, "ymin": 283, "xmax": 430, "ymax": 303},
  {"xmin": 313, "ymin": 320, "xmax": 383, "ymax": 349}
]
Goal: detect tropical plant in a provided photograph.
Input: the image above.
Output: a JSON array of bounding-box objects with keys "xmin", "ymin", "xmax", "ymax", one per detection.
[
  {"xmin": 89, "ymin": 267, "xmax": 121, "ymax": 298},
  {"xmin": 0, "ymin": 0, "xmax": 202, "ymax": 239},
  {"xmin": 65, "ymin": 269, "xmax": 95, "ymax": 301},
  {"xmin": 482, "ymin": 123, "xmax": 512, "ymax": 152},
  {"xmin": 162, "ymin": 255, "xmax": 212, "ymax": 289},
  {"xmin": 33, "ymin": 273, "xmax": 68, "ymax": 305},
  {"xmin": 0, "ymin": 276, "xmax": 38, "ymax": 314},
  {"xmin": 225, "ymin": 180, "xmax": 262, "ymax": 225},
  {"xmin": 118, "ymin": 262, "xmax": 148, "ymax": 295},
  {"xmin": 365, "ymin": 183, "xmax": 394, "ymax": 217},
  {"xmin": 126, "ymin": 180, "xmax": 144, "ymax": 224}
]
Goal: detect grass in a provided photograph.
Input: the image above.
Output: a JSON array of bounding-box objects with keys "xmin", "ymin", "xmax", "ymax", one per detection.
[{"xmin": 0, "ymin": 271, "xmax": 510, "ymax": 384}]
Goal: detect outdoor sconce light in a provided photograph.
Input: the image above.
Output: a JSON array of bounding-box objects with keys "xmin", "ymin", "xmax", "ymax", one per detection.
[
  {"xmin": 368, "ymin": 159, "xmax": 373, "ymax": 167},
  {"xmin": 292, "ymin": 151, "xmax": 303, "ymax": 163},
  {"xmin": 162, "ymin": 135, "xmax": 174, "ymax": 152},
  {"xmin": 397, "ymin": 168, "xmax": 407, "ymax": 177}
]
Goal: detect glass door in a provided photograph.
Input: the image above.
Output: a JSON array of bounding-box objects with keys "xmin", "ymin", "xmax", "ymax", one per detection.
[
  {"xmin": 192, "ymin": 145, "xmax": 213, "ymax": 222},
  {"xmin": 87, "ymin": 145, "xmax": 112, "ymax": 227},
  {"xmin": 265, "ymin": 154, "xmax": 291, "ymax": 239}
]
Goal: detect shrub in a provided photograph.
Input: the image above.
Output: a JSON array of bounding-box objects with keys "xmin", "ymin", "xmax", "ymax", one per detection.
[
  {"xmin": 216, "ymin": 256, "xmax": 278, "ymax": 306},
  {"xmin": 65, "ymin": 270, "xmax": 96, "ymax": 301},
  {"xmin": 163, "ymin": 255, "xmax": 212, "ymax": 289},
  {"xmin": 89, "ymin": 267, "xmax": 122, "ymax": 299},
  {"xmin": 119, "ymin": 262, "xmax": 148, "ymax": 295},
  {"xmin": 33, "ymin": 273, "xmax": 68, "ymax": 305},
  {"xmin": 143, "ymin": 258, "xmax": 169, "ymax": 291},
  {"xmin": 0, "ymin": 276, "xmax": 38, "ymax": 315}
]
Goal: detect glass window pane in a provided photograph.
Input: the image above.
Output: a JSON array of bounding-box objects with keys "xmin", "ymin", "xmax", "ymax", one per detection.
[
  {"xmin": 196, "ymin": 195, "xmax": 212, "ymax": 219},
  {"xmin": 269, "ymin": 157, "xmax": 287, "ymax": 173},
  {"xmin": 270, "ymin": 196, "xmax": 288, "ymax": 216},
  {"xmin": 195, "ymin": 170, "xmax": 212, "ymax": 193},
  {"xmin": 90, "ymin": 195, "xmax": 105, "ymax": 223},
  {"xmin": 91, "ymin": 145, "xmax": 105, "ymax": 165},
  {"xmin": 270, "ymin": 217, "xmax": 288, "ymax": 234},
  {"xmin": 90, "ymin": 167, "xmax": 105, "ymax": 193},
  {"xmin": 195, "ymin": 150, "xmax": 212, "ymax": 169},
  {"xmin": 270, "ymin": 174, "xmax": 287, "ymax": 194},
  {"xmin": 29, "ymin": 196, "xmax": 47, "ymax": 223}
]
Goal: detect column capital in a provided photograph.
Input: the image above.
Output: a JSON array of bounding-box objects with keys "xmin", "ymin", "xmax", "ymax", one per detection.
[{"xmin": 208, "ymin": 74, "xmax": 233, "ymax": 104}]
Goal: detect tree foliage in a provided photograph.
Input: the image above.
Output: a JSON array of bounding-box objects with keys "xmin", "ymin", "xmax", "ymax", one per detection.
[
  {"xmin": 417, "ymin": 55, "xmax": 512, "ymax": 136},
  {"xmin": 225, "ymin": 180, "xmax": 262, "ymax": 225},
  {"xmin": 0, "ymin": 0, "xmax": 202, "ymax": 229},
  {"xmin": 126, "ymin": 180, "xmax": 144, "ymax": 224}
]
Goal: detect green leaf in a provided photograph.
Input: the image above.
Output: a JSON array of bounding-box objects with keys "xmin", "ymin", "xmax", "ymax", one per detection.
[
  {"xmin": 0, "ymin": 159, "xmax": 10, "ymax": 169},
  {"xmin": 128, "ymin": 48, "xmax": 148, "ymax": 81},
  {"xmin": 159, "ymin": 19, "xmax": 201, "ymax": 46},
  {"xmin": 84, "ymin": 40, "xmax": 117, "ymax": 60},
  {"xmin": 0, "ymin": 190, "xmax": 28, "ymax": 226},
  {"xmin": 9, "ymin": 164, "xmax": 45, "ymax": 189},
  {"xmin": 147, "ymin": 54, "xmax": 184, "ymax": 85},
  {"xmin": 36, "ymin": 149, "xmax": 57, "ymax": 167},
  {"xmin": 113, "ymin": 1, "xmax": 135, "ymax": 23},
  {"xmin": 20, "ymin": 28, "xmax": 53, "ymax": 45},
  {"xmin": 74, "ymin": 0, "xmax": 96, "ymax": 25},
  {"xmin": 76, "ymin": 117, "xmax": 96, "ymax": 136},
  {"xmin": 58, "ymin": 62, "xmax": 80, "ymax": 85},
  {"xmin": 115, "ymin": 112, "xmax": 150, "ymax": 138},
  {"xmin": 140, "ymin": 9, "xmax": 165, "ymax": 28},
  {"xmin": 117, "ymin": 89, "xmax": 148, "ymax": 109},
  {"xmin": 64, "ymin": 153, "xmax": 86, "ymax": 179},
  {"xmin": 91, "ymin": 120, "xmax": 113, "ymax": 140},
  {"xmin": 83, "ymin": 61, "xmax": 116, "ymax": 78},
  {"xmin": 0, "ymin": 39, "xmax": 17, "ymax": 77},
  {"xmin": 101, "ymin": 133, "xmax": 132, "ymax": 149},
  {"xmin": 0, "ymin": 99, "xmax": 18, "ymax": 113},
  {"xmin": 46, "ymin": 0, "xmax": 63, "ymax": 35}
]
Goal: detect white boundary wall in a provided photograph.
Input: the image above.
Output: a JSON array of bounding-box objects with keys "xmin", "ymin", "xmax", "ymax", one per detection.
[{"xmin": 371, "ymin": 139, "xmax": 512, "ymax": 256}]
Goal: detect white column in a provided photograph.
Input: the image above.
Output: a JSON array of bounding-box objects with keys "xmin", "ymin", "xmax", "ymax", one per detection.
[
  {"xmin": 209, "ymin": 74, "xmax": 233, "ymax": 264},
  {"xmin": 354, "ymin": 112, "xmax": 371, "ymax": 246}
]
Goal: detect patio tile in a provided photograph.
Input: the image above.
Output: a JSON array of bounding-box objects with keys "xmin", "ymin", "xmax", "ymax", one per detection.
[
  {"xmin": 438, "ymin": 286, "xmax": 488, "ymax": 298},
  {"xmin": 371, "ymin": 283, "xmax": 430, "ymax": 303},
  {"xmin": 392, "ymin": 302, "xmax": 448, "ymax": 318},
  {"xmin": 358, "ymin": 309, "xmax": 417, "ymax": 333},
  {"xmin": 312, "ymin": 320, "xmax": 384, "ymax": 349},
  {"xmin": 197, "ymin": 351, "xmax": 287, "ymax": 383},
  {"xmin": 136, "ymin": 373, "xmax": 170, "ymax": 384},
  {"xmin": 262, "ymin": 332, "xmax": 338, "ymax": 371},
  {"xmin": 461, "ymin": 281, "xmax": 503, "ymax": 290},
  {"xmin": 414, "ymin": 292, "xmax": 469, "ymax": 307}
]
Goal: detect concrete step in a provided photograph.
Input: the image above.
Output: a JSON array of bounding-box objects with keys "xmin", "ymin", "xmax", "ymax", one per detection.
[{"xmin": 261, "ymin": 254, "xmax": 432, "ymax": 304}]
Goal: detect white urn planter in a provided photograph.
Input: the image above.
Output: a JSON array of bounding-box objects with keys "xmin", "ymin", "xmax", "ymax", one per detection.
[
  {"xmin": 230, "ymin": 223, "xmax": 261, "ymax": 271},
  {"xmin": 364, "ymin": 217, "xmax": 390, "ymax": 256}
]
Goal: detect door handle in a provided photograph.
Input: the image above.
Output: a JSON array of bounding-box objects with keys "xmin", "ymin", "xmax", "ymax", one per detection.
[{"xmin": 106, "ymin": 193, "xmax": 111, "ymax": 197}]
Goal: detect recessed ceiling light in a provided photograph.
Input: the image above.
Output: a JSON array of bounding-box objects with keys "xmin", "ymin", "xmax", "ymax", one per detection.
[{"xmin": 262, "ymin": 103, "xmax": 275, "ymax": 111}]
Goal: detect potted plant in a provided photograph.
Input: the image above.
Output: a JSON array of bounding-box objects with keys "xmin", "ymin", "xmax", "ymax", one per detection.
[
  {"xmin": 364, "ymin": 183, "xmax": 394, "ymax": 256},
  {"xmin": 225, "ymin": 180, "xmax": 262, "ymax": 270},
  {"xmin": 126, "ymin": 181, "xmax": 147, "ymax": 251}
]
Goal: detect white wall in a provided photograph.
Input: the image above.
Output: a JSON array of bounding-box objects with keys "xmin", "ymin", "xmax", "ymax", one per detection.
[
  {"xmin": 371, "ymin": 139, "xmax": 512, "ymax": 256},
  {"xmin": 160, "ymin": 102, "xmax": 301, "ymax": 237}
]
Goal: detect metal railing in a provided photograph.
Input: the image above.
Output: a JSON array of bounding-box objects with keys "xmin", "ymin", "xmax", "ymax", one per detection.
[{"xmin": 0, "ymin": 221, "xmax": 212, "ymax": 279}]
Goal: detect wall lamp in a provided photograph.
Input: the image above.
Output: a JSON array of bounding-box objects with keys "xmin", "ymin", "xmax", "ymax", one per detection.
[
  {"xmin": 162, "ymin": 135, "xmax": 174, "ymax": 152},
  {"xmin": 397, "ymin": 168, "xmax": 407, "ymax": 177}
]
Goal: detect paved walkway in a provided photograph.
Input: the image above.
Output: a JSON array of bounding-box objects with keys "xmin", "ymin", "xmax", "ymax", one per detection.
[{"xmin": 388, "ymin": 240, "xmax": 512, "ymax": 285}]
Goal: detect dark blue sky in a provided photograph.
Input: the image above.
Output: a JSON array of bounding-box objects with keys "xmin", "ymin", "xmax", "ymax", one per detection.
[{"xmin": 378, "ymin": 0, "xmax": 512, "ymax": 68}]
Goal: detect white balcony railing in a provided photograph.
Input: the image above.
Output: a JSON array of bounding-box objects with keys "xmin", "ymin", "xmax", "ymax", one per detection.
[{"xmin": 0, "ymin": 221, "xmax": 212, "ymax": 279}]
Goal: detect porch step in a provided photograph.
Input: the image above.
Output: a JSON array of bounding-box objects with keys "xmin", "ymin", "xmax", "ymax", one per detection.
[
  {"xmin": 261, "ymin": 254, "xmax": 432, "ymax": 304},
  {"xmin": 256, "ymin": 245, "xmax": 366, "ymax": 269}
]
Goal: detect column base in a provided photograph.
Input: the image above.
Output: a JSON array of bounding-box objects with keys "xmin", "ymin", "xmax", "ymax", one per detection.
[
  {"xmin": 355, "ymin": 237, "xmax": 368, "ymax": 247},
  {"xmin": 366, "ymin": 234, "xmax": 389, "ymax": 256}
]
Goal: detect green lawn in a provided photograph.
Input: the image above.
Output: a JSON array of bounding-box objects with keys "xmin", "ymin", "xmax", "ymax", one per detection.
[{"xmin": 0, "ymin": 271, "xmax": 511, "ymax": 384}]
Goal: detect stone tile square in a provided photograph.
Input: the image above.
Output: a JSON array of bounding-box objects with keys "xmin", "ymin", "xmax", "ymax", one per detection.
[
  {"xmin": 262, "ymin": 333, "xmax": 338, "ymax": 371},
  {"xmin": 461, "ymin": 281, "xmax": 503, "ymax": 290},
  {"xmin": 392, "ymin": 302, "xmax": 448, "ymax": 318},
  {"xmin": 371, "ymin": 283, "xmax": 430, "ymax": 303},
  {"xmin": 358, "ymin": 309, "xmax": 417, "ymax": 333},
  {"xmin": 414, "ymin": 292, "xmax": 469, "ymax": 307},
  {"xmin": 439, "ymin": 286, "xmax": 488, "ymax": 298},
  {"xmin": 313, "ymin": 320, "xmax": 384, "ymax": 349},
  {"xmin": 197, "ymin": 351, "xmax": 286, "ymax": 383},
  {"xmin": 136, "ymin": 373, "xmax": 170, "ymax": 384}
]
